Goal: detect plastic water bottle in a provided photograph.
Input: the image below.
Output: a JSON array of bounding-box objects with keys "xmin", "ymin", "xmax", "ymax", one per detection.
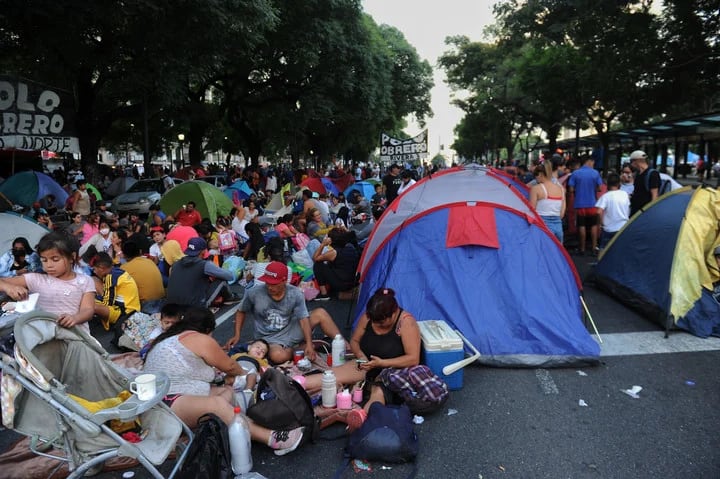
[
  {"xmin": 331, "ymin": 334, "xmax": 345, "ymax": 366},
  {"xmin": 228, "ymin": 407, "xmax": 252, "ymax": 475},
  {"xmin": 321, "ymin": 370, "xmax": 337, "ymax": 408}
]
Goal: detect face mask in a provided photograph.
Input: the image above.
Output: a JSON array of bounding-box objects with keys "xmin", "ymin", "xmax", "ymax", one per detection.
[{"xmin": 100, "ymin": 228, "xmax": 110, "ymax": 235}]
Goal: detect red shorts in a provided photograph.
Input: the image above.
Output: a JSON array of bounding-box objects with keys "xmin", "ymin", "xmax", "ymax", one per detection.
[
  {"xmin": 576, "ymin": 207, "xmax": 599, "ymax": 227},
  {"xmin": 576, "ymin": 207, "xmax": 598, "ymax": 216}
]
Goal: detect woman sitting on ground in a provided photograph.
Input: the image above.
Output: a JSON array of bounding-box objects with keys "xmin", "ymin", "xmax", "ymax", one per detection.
[
  {"xmin": 312, "ymin": 228, "xmax": 360, "ymax": 300},
  {"xmin": 242, "ymin": 221, "xmax": 266, "ymax": 261},
  {"xmin": 305, "ymin": 207, "xmax": 333, "ymax": 240},
  {"xmin": 275, "ymin": 213, "xmax": 299, "ymax": 239},
  {"xmin": 351, "ymin": 287, "xmax": 421, "ymax": 411},
  {"xmin": 0, "ymin": 237, "xmax": 42, "ymax": 278},
  {"xmin": 143, "ymin": 305, "xmax": 305, "ymax": 456}
]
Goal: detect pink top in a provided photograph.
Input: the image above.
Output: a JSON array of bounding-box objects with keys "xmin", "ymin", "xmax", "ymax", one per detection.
[
  {"xmin": 23, "ymin": 273, "xmax": 96, "ymax": 332},
  {"xmin": 275, "ymin": 222, "xmax": 293, "ymax": 238},
  {"xmin": 81, "ymin": 223, "xmax": 99, "ymax": 245}
]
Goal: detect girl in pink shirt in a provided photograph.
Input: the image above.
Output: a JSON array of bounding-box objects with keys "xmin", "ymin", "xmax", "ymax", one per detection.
[{"xmin": 0, "ymin": 232, "xmax": 96, "ymax": 332}]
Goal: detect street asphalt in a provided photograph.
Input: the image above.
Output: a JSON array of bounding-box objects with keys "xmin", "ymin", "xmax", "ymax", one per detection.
[{"xmin": 2, "ymin": 183, "xmax": 719, "ymax": 478}]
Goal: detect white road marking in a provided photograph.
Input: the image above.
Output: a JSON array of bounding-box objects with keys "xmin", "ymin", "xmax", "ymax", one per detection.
[
  {"xmin": 597, "ymin": 331, "xmax": 720, "ymax": 357},
  {"xmin": 215, "ymin": 304, "xmax": 241, "ymax": 326},
  {"xmin": 535, "ymin": 369, "xmax": 559, "ymax": 395}
]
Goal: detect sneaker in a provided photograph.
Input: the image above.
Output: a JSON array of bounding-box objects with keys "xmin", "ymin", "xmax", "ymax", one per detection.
[
  {"xmin": 313, "ymin": 294, "xmax": 330, "ymax": 301},
  {"xmin": 345, "ymin": 408, "xmax": 367, "ymax": 432},
  {"xmin": 269, "ymin": 427, "xmax": 305, "ymax": 456}
]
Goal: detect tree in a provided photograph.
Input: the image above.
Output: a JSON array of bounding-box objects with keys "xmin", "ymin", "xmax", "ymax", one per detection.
[
  {"xmin": 658, "ymin": 0, "xmax": 720, "ymax": 115},
  {"xmin": 0, "ymin": 0, "xmax": 275, "ymax": 178},
  {"xmin": 442, "ymin": 0, "xmax": 664, "ymax": 169},
  {"xmin": 219, "ymin": 2, "xmax": 433, "ymax": 167}
]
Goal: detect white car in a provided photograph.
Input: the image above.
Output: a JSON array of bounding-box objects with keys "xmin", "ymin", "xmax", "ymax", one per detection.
[
  {"xmin": 197, "ymin": 175, "xmax": 228, "ymax": 190},
  {"xmin": 111, "ymin": 177, "xmax": 182, "ymax": 214}
]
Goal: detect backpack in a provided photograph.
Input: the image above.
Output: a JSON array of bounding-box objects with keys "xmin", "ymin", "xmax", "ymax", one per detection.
[
  {"xmin": 345, "ymin": 402, "xmax": 419, "ymax": 463},
  {"xmin": 178, "ymin": 413, "xmax": 232, "ymax": 479},
  {"xmin": 378, "ymin": 365, "xmax": 450, "ymax": 415},
  {"xmin": 644, "ymin": 168, "xmax": 672, "ymax": 196},
  {"xmin": 218, "ymin": 230, "xmax": 237, "ymax": 254},
  {"xmin": 246, "ymin": 368, "xmax": 319, "ymax": 447}
]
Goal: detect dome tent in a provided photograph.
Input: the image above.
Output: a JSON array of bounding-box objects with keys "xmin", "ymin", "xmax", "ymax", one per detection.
[
  {"xmin": 591, "ymin": 186, "xmax": 720, "ymax": 338},
  {"xmin": 356, "ymin": 164, "xmax": 600, "ymax": 367}
]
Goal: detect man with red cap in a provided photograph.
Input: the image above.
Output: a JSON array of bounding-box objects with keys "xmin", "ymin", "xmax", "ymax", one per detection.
[{"xmin": 225, "ymin": 261, "xmax": 344, "ymax": 364}]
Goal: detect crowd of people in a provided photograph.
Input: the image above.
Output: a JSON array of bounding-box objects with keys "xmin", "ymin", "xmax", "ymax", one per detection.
[
  {"xmin": 0, "ymin": 160, "xmax": 445, "ymax": 458},
  {"xmin": 0, "ymin": 151, "xmax": 681, "ymax": 461},
  {"xmin": 510, "ymin": 149, "xmax": 678, "ymax": 254}
]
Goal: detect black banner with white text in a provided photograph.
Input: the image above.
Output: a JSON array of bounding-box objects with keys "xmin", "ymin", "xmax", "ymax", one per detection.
[
  {"xmin": 379, "ymin": 130, "xmax": 428, "ymax": 164},
  {"xmin": 0, "ymin": 75, "xmax": 79, "ymax": 153}
]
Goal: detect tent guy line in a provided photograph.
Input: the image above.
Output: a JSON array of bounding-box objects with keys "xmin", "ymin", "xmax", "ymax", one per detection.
[{"xmin": 598, "ymin": 331, "xmax": 720, "ymax": 357}]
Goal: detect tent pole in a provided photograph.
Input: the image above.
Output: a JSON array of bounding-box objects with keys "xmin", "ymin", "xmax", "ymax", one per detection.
[{"xmin": 580, "ymin": 295, "xmax": 602, "ymax": 343}]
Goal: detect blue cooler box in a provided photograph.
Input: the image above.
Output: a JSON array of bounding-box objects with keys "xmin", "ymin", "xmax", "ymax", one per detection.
[{"xmin": 418, "ymin": 320, "xmax": 464, "ymax": 390}]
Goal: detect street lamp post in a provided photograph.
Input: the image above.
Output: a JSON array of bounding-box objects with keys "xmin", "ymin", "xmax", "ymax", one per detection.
[{"xmin": 177, "ymin": 133, "xmax": 185, "ymax": 169}]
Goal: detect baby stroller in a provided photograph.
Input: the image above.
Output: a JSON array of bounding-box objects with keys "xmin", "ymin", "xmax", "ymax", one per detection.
[{"xmin": 0, "ymin": 311, "xmax": 193, "ymax": 478}]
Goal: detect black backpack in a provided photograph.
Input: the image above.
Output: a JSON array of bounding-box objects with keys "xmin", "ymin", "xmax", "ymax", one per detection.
[
  {"xmin": 178, "ymin": 413, "xmax": 232, "ymax": 479},
  {"xmin": 246, "ymin": 368, "xmax": 319, "ymax": 447}
]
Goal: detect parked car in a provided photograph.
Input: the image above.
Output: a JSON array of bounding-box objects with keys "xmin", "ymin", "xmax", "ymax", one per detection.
[
  {"xmin": 111, "ymin": 177, "xmax": 182, "ymax": 214},
  {"xmin": 197, "ymin": 174, "xmax": 228, "ymax": 190}
]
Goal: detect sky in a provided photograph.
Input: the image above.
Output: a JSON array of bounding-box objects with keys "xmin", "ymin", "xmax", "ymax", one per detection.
[{"xmin": 362, "ymin": 0, "xmax": 497, "ymax": 159}]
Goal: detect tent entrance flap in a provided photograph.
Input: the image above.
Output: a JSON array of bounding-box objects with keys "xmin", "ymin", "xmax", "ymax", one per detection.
[{"xmin": 446, "ymin": 204, "xmax": 499, "ymax": 249}]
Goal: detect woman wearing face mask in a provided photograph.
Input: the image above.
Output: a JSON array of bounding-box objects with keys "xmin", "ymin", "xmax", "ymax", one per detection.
[
  {"xmin": 0, "ymin": 237, "xmax": 42, "ymax": 278},
  {"xmin": 79, "ymin": 220, "xmax": 118, "ymax": 260}
]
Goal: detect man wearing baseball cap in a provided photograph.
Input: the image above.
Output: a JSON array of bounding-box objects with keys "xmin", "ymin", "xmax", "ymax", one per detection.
[
  {"xmin": 226, "ymin": 260, "xmax": 345, "ymax": 364},
  {"xmin": 165, "ymin": 237, "xmax": 237, "ymax": 307},
  {"xmin": 629, "ymin": 150, "xmax": 660, "ymax": 215}
]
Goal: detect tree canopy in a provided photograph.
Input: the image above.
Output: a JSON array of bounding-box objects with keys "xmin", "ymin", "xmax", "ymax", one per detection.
[
  {"xmin": 0, "ymin": 0, "xmax": 433, "ymax": 174},
  {"xmin": 440, "ymin": 0, "xmax": 718, "ymax": 163}
]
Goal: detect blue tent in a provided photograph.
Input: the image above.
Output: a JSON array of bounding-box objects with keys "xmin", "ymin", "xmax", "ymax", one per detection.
[
  {"xmin": 0, "ymin": 171, "xmax": 69, "ymax": 208},
  {"xmin": 224, "ymin": 180, "xmax": 255, "ymax": 203},
  {"xmin": 344, "ymin": 181, "xmax": 376, "ymax": 201},
  {"xmin": 356, "ymin": 165, "xmax": 600, "ymax": 367},
  {"xmin": 320, "ymin": 178, "xmax": 340, "ymax": 196},
  {"xmin": 592, "ymin": 187, "xmax": 720, "ymax": 337}
]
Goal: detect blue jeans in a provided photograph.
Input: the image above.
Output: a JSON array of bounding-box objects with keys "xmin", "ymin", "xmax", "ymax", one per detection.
[
  {"xmin": 541, "ymin": 215, "xmax": 564, "ymax": 244},
  {"xmin": 599, "ymin": 229, "xmax": 618, "ymax": 249}
]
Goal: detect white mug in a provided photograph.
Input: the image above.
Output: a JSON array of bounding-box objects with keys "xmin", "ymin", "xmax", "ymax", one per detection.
[{"xmin": 130, "ymin": 374, "xmax": 157, "ymax": 401}]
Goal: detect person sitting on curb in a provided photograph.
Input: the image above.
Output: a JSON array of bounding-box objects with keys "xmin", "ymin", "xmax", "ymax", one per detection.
[{"xmin": 224, "ymin": 261, "xmax": 345, "ymax": 364}]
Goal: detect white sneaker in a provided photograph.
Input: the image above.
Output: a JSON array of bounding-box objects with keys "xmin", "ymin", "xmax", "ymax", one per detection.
[{"xmin": 269, "ymin": 426, "xmax": 305, "ymax": 456}]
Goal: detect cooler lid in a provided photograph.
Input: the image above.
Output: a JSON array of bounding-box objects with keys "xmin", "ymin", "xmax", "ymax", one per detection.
[{"xmin": 418, "ymin": 320, "xmax": 463, "ymax": 351}]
